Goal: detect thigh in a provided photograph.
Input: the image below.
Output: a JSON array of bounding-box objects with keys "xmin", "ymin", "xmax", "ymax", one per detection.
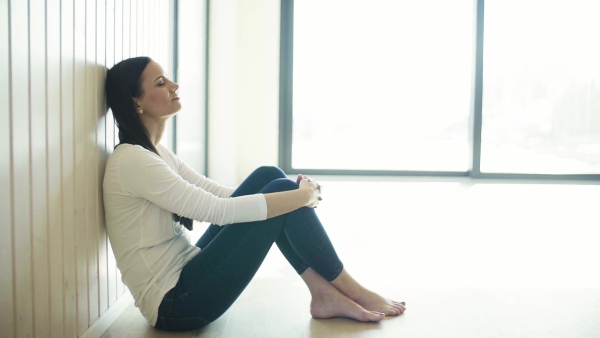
[{"xmin": 157, "ymin": 216, "xmax": 287, "ymax": 330}]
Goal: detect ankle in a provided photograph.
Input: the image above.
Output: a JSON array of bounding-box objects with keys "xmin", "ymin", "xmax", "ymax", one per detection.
[{"xmin": 331, "ymin": 274, "xmax": 364, "ymax": 301}]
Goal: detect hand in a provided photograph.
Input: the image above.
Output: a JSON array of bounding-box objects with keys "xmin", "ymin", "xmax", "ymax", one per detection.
[{"xmin": 297, "ymin": 174, "xmax": 322, "ymax": 208}]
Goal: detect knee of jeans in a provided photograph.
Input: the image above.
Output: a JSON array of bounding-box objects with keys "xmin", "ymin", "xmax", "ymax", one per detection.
[
  {"xmin": 254, "ymin": 166, "xmax": 287, "ymax": 179},
  {"xmin": 262, "ymin": 178, "xmax": 297, "ymax": 193}
]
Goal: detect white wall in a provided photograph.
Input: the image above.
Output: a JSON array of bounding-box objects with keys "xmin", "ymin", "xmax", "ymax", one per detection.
[
  {"xmin": 208, "ymin": 0, "xmax": 281, "ymax": 185},
  {"xmin": 0, "ymin": 0, "xmax": 174, "ymax": 337}
]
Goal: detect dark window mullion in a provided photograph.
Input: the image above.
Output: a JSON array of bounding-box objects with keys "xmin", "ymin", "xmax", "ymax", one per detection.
[
  {"xmin": 470, "ymin": 0, "xmax": 484, "ymax": 178},
  {"xmin": 279, "ymin": 0, "xmax": 294, "ymax": 173}
]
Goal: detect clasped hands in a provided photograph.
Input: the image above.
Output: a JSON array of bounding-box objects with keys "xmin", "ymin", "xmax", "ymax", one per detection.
[{"xmin": 296, "ymin": 174, "xmax": 323, "ymax": 208}]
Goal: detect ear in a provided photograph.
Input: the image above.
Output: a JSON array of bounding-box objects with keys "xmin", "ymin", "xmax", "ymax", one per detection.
[{"xmin": 132, "ymin": 98, "xmax": 142, "ymax": 110}]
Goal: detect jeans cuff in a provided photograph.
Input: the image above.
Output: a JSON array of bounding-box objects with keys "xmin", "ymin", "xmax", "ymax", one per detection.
[{"xmin": 326, "ymin": 262, "xmax": 344, "ymax": 282}]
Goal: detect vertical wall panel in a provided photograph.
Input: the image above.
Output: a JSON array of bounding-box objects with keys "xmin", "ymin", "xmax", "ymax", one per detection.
[
  {"xmin": 149, "ymin": 0, "xmax": 155, "ymax": 58},
  {"xmin": 140, "ymin": 0, "xmax": 146, "ymax": 56},
  {"xmin": 3, "ymin": 1, "xmax": 176, "ymax": 336},
  {"xmin": 163, "ymin": 0, "xmax": 170, "ymax": 56},
  {"xmin": 10, "ymin": 0, "xmax": 34, "ymax": 337},
  {"xmin": 130, "ymin": 0, "xmax": 137, "ymax": 57},
  {"xmin": 145, "ymin": 0, "xmax": 151, "ymax": 56},
  {"xmin": 96, "ymin": 0, "xmax": 108, "ymax": 317},
  {"xmin": 0, "ymin": 0, "xmax": 15, "ymax": 336},
  {"xmin": 122, "ymin": 0, "xmax": 130, "ymax": 60},
  {"xmin": 114, "ymin": 0, "xmax": 122, "ymax": 63},
  {"xmin": 136, "ymin": 0, "xmax": 143, "ymax": 55},
  {"xmin": 60, "ymin": 0, "xmax": 77, "ymax": 336},
  {"xmin": 113, "ymin": 0, "xmax": 124, "ymax": 298},
  {"xmin": 73, "ymin": 0, "xmax": 89, "ymax": 334},
  {"xmin": 30, "ymin": 0, "xmax": 51, "ymax": 336},
  {"xmin": 46, "ymin": 0, "xmax": 65, "ymax": 335},
  {"xmin": 85, "ymin": 0, "xmax": 99, "ymax": 325},
  {"xmin": 104, "ymin": 0, "xmax": 117, "ymax": 307}
]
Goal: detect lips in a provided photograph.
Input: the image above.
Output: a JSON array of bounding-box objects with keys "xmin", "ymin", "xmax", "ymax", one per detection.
[{"xmin": 172, "ymin": 96, "xmax": 180, "ymax": 101}]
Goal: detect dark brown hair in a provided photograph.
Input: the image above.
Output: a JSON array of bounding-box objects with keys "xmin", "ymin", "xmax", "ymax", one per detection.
[
  {"xmin": 105, "ymin": 56, "xmax": 157, "ymax": 154},
  {"xmin": 105, "ymin": 57, "xmax": 193, "ymax": 230}
]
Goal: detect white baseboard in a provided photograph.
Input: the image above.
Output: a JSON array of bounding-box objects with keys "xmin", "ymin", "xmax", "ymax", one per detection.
[{"xmin": 79, "ymin": 292, "xmax": 134, "ymax": 338}]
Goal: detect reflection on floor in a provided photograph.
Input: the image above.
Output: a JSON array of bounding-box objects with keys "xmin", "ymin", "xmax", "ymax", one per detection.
[{"xmin": 101, "ymin": 178, "xmax": 600, "ymax": 338}]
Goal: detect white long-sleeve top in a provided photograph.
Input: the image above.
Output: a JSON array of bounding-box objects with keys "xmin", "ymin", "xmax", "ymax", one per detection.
[{"xmin": 103, "ymin": 143, "xmax": 267, "ymax": 326}]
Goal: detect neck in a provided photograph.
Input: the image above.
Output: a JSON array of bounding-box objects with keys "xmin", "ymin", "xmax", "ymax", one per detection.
[{"xmin": 140, "ymin": 115, "xmax": 168, "ymax": 147}]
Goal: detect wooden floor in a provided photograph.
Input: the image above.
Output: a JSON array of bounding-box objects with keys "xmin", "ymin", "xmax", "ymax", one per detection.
[{"xmin": 101, "ymin": 178, "xmax": 600, "ymax": 338}]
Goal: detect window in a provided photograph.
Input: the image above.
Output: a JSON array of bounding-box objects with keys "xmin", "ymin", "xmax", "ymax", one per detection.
[
  {"xmin": 280, "ymin": 0, "xmax": 600, "ymax": 179},
  {"xmin": 481, "ymin": 0, "xmax": 600, "ymax": 174}
]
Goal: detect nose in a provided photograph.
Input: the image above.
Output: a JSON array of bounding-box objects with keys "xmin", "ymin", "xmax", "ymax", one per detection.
[{"xmin": 170, "ymin": 81, "xmax": 179, "ymax": 93}]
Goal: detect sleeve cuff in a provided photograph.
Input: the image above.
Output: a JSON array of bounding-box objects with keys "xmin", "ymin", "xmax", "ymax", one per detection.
[
  {"xmin": 257, "ymin": 194, "xmax": 268, "ymax": 220},
  {"xmin": 230, "ymin": 194, "xmax": 268, "ymax": 224}
]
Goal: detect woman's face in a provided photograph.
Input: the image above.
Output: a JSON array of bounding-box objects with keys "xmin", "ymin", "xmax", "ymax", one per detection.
[{"xmin": 133, "ymin": 61, "xmax": 180, "ymax": 118}]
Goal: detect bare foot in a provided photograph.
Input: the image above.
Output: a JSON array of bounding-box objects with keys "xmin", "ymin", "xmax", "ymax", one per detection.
[
  {"xmin": 330, "ymin": 270, "xmax": 406, "ymax": 316},
  {"xmin": 301, "ymin": 268, "xmax": 384, "ymax": 322},
  {"xmin": 354, "ymin": 289, "xmax": 406, "ymax": 316},
  {"xmin": 310, "ymin": 285, "xmax": 385, "ymax": 322}
]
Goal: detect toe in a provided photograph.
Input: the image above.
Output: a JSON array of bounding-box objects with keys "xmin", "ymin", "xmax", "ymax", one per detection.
[
  {"xmin": 367, "ymin": 311, "xmax": 385, "ymax": 322},
  {"xmin": 387, "ymin": 307, "xmax": 400, "ymax": 316},
  {"xmin": 392, "ymin": 303, "xmax": 405, "ymax": 315}
]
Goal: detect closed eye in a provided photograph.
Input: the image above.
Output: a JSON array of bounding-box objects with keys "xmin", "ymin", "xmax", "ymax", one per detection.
[{"xmin": 154, "ymin": 75, "xmax": 167, "ymax": 86}]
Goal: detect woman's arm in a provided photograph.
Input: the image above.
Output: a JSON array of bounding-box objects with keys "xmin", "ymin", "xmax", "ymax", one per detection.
[
  {"xmin": 118, "ymin": 145, "xmax": 321, "ymax": 223},
  {"xmin": 115, "ymin": 146, "xmax": 265, "ymax": 225},
  {"xmin": 264, "ymin": 176, "xmax": 322, "ymax": 218}
]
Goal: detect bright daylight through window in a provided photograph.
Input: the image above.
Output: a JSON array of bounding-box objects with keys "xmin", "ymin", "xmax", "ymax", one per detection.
[
  {"xmin": 292, "ymin": 0, "xmax": 474, "ymax": 172},
  {"xmin": 289, "ymin": 0, "xmax": 600, "ymax": 175},
  {"xmin": 481, "ymin": 0, "xmax": 600, "ymax": 174}
]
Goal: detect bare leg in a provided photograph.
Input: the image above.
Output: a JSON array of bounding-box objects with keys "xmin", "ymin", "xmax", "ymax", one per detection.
[
  {"xmin": 331, "ymin": 269, "xmax": 406, "ymax": 316},
  {"xmin": 301, "ymin": 268, "xmax": 385, "ymax": 322}
]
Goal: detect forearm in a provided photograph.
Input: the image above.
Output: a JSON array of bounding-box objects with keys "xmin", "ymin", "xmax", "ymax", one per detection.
[{"xmin": 264, "ymin": 189, "xmax": 310, "ymax": 219}]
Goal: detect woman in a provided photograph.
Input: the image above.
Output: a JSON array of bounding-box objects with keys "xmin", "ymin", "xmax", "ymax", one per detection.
[{"xmin": 103, "ymin": 56, "xmax": 405, "ymax": 331}]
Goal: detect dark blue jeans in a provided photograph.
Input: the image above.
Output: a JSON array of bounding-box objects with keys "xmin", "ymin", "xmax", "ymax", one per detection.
[{"xmin": 154, "ymin": 166, "xmax": 343, "ymax": 331}]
